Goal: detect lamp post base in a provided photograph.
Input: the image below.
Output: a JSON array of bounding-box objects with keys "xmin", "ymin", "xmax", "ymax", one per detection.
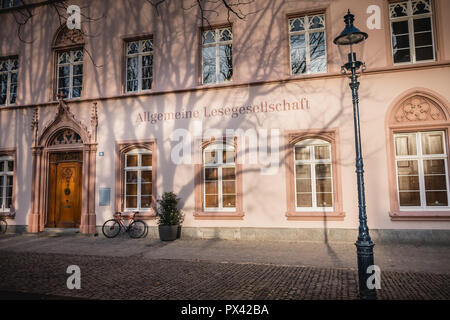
[{"xmin": 355, "ymin": 241, "xmax": 377, "ymax": 300}]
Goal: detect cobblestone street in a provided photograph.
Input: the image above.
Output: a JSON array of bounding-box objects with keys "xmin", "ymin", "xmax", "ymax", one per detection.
[{"xmin": 0, "ymin": 234, "xmax": 449, "ymax": 300}]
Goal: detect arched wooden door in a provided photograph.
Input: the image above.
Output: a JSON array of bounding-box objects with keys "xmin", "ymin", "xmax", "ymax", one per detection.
[{"xmin": 47, "ymin": 152, "xmax": 82, "ymax": 228}]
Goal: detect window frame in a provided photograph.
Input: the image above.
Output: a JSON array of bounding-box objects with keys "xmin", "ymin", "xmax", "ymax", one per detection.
[
  {"xmin": 201, "ymin": 26, "xmax": 233, "ymax": 85},
  {"xmin": 123, "ymin": 148, "xmax": 153, "ymax": 212},
  {"xmin": 285, "ymin": 130, "xmax": 344, "ymax": 220},
  {"xmin": 293, "ymin": 139, "xmax": 334, "ymax": 212},
  {"xmin": 394, "ymin": 130, "xmax": 450, "ymax": 210},
  {"xmin": 203, "ymin": 141, "xmax": 237, "ymax": 212},
  {"xmin": 124, "ymin": 38, "xmax": 154, "ymax": 93},
  {"xmin": 388, "ymin": 0, "xmax": 436, "ymax": 65},
  {"xmin": 288, "ymin": 13, "xmax": 327, "ymax": 75},
  {"xmin": 115, "ymin": 140, "xmax": 157, "ymax": 218},
  {"xmin": 0, "ymin": 149, "xmax": 15, "ymax": 216},
  {"xmin": 56, "ymin": 48, "xmax": 84, "ymax": 99},
  {"xmin": 0, "ymin": 56, "xmax": 18, "ymax": 107}
]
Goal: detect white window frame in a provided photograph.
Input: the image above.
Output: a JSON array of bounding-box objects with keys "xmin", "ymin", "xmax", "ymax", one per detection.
[
  {"xmin": 124, "ymin": 149, "xmax": 152, "ymax": 212},
  {"xmin": 201, "ymin": 27, "xmax": 233, "ymax": 85},
  {"xmin": 203, "ymin": 142, "xmax": 236, "ymax": 212},
  {"xmin": 0, "ymin": 57, "xmax": 18, "ymax": 106},
  {"xmin": 389, "ymin": 0, "xmax": 436, "ymax": 65},
  {"xmin": 294, "ymin": 139, "xmax": 334, "ymax": 212},
  {"xmin": 56, "ymin": 49, "xmax": 83, "ymax": 99},
  {"xmin": 125, "ymin": 39, "xmax": 153, "ymax": 92},
  {"xmin": 0, "ymin": 156, "xmax": 13, "ymax": 213},
  {"xmin": 288, "ymin": 14, "xmax": 327, "ymax": 75},
  {"xmin": 394, "ymin": 131, "xmax": 450, "ymax": 210}
]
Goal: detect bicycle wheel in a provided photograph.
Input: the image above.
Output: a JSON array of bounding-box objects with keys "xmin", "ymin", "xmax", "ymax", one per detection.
[
  {"xmin": 128, "ymin": 220, "xmax": 147, "ymax": 238},
  {"xmin": 0, "ymin": 219, "xmax": 7, "ymax": 234},
  {"xmin": 102, "ymin": 219, "xmax": 121, "ymax": 238}
]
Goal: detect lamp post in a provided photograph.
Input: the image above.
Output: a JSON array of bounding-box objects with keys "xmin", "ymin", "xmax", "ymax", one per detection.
[{"xmin": 333, "ymin": 10, "xmax": 376, "ymax": 300}]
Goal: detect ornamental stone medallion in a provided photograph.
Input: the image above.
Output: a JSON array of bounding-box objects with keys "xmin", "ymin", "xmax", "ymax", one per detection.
[{"xmin": 395, "ymin": 95, "xmax": 445, "ymax": 122}]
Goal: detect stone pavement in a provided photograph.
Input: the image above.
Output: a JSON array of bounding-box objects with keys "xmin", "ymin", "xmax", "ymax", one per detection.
[{"xmin": 0, "ymin": 233, "xmax": 449, "ymax": 299}]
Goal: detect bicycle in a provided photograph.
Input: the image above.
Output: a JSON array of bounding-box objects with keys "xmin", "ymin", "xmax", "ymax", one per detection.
[
  {"xmin": 102, "ymin": 212, "xmax": 147, "ymax": 238},
  {"xmin": 0, "ymin": 216, "xmax": 7, "ymax": 234}
]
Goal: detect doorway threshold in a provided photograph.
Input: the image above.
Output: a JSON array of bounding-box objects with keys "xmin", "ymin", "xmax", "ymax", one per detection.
[{"xmin": 40, "ymin": 228, "xmax": 80, "ymax": 237}]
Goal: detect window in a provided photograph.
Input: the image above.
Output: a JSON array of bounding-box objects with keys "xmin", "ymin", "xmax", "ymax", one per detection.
[
  {"xmin": 294, "ymin": 139, "xmax": 333, "ymax": 211},
  {"xmin": 0, "ymin": 157, "xmax": 13, "ymax": 212},
  {"xmin": 0, "ymin": 57, "xmax": 18, "ymax": 106},
  {"xmin": 125, "ymin": 39, "xmax": 153, "ymax": 92},
  {"xmin": 203, "ymin": 142, "xmax": 236, "ymax": 211},
  {"xmin": 57, "ymin": 49, "xmax": 83, "ymax": 98},
  {"xmin": 202, "ymin": 27, "xmax": 233, "ymax": 84},
  {"xmin": 1, "ymin": 0, "xmax": 18, "ymax": 9},
  {"xmin": 389, "ymin": 0, "xmax": 435, "ymax": 64},
  {"xmin": 394, "ymin": 131, "xmax": 449, "ymax": 209},
  {"xmin": 124, "ymin": 149, "xmax": 152, "ymax": 211},
  {"xmin": 288, "ymin": 14, "xmax": 327, "ymax": 75}
]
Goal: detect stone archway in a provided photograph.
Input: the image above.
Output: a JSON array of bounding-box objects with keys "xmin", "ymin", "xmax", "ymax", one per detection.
[{"xmin": 27, "ymin": 96, "xmax": 98, "ymax": 234}]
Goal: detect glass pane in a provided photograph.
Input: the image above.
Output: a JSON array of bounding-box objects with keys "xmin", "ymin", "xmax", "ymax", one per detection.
[
  {"xmin": 392, "ymin": 34, "xmax": 410, "ymax": 49},
  {"xmin": 58, "ymin": 77, "xmax": 70, "ymax": 89},
  {"xmin": 5, "ymin": 197, "xmax": 11, "ymax": 208},
  {"xmin": 142, "ymin": 54, "xmax": 153, "ymax": 67},
  {"xmin": 219, "ymin": 44, "xmax": 232, "ymax": 82},
  {"xmin": 395, "ymin": 134, "xmax": 417, "ymax": 156},
  {"xmin": 220, "ymin": 28, "xmax": 232, "ymax": 41},
  {"xmin": 205, "ymin": 181, "xmax": 218, "ymax": 194},
  {"xmin": 290, "ymin": 34, "xmax": 305, "ymax": 49},
  {"xmin": 58, "ymin": 66, "xmax": 70, "ymax": 77},
  {"xmin": 222, "ymin": 168, "xmax": 236, "ymax": 180},
  {"xmin": 414, "ymin": 32, "xmax": 432, "ymax": 47},
  {"xmin": 222, "ymin": 180, "xmax": 235, "ymax": 194},
  {"xmin": 390, "ymin": 3, "xmax": 407, "ymax": 17},
  {"xmin": 141, "ymin": 183, "xmax": 152, "ymax": 195},
  {"xmin": 295, "ymin": 146, "xmax": 310, "ymax": 160},
  {"xmin": 0, "ymin": 161, "xmax": 3, "ymax": 172},
  {"xmin": 127, "ymin": 57, "xmax": 138, "ymax": 81},
  {"xmin": 205, "ymin": 151, "xmax": 217, "ymax": 164},
  {"xmin": 297, "ymin": 193, "xmax": 312, "ymax": 207},
  {"xmin": 426, "ymin": 191, "xmax": 448, "ymax": 206},
  {"xmin": 204, "ymin": 168, "xmax": 218, "ymax": 180},
  {"xmin": 127, "ymin": 80, "xmax": 138, "ymax": 92},
  {"xmin": 399, "ymin": 191, "xmax": 421, "ymax": 206},
  {"xmin": 424, "ymin": 159, "xmax": 445, "ymax": 174},
  {"xmin": 141, "ymin": 170, "xmax": 152, "ymax": 183},
  {"xmin": 414, "ymin": 18, "xmax": 431, "ymax": 32},
  {"xmin": 416, "ymin": 46, "xmax": 434, "ymax": 61},
  {"xmin": 223, "ymin": 150, "xmax": 236, "ymax": 164},
  {"xmin": 126, "ymin": 171, "xmax": 138, "ymax": 183},
  {"xmin": 58, "ymin": 52, "xmax": 69, "ymax": 64},
  {"xmin": 141, "ymin": 154, "xmax": 152, "ymax": 166},
  {"xmin": 0, "ymin": 175, "xmax": 2, "ymax": 186},
  {"xmin": 127, "ymin": 41, "xmax": 139, "ymax": 54},
  {"xmin": 73, "ymin": 50, "xmax": 83, "ymax": 62},
  {"xmin": 142, "ymin": 78, "xmax": 152, "ymax": 90},
  {"xmin": 72, "ymin": 87, "xmax": 82, "ymax": 98},
  {"xmin": 397, "ymin": 160, "xmax": 418, "ymax": 175},
  {"xmin": 316, "ymin": 193, "xmax": 332, "ymax": 207},
  {"xmin": 289, "ymin": 17, "xmax": 304, "ymax": 32},
  {"xmin": 309, "ymin": 15, "xmax": 324, "ymax": 29},
  {"xmin": 6, "ymin": 175, "xmax": 12, "ymax": 186},
  {"xmin": 142, "ymin": 40, "xmax": 153, "ymax": 52},
  {"xmin": 126, "ymin": 155, "xmax": 138, "ymax": 167},
  {"xmin": 73, "ymin": 64, "xmax": 83, "ymax": 75},
  {"xmin": 205, "ymin": 195, "xmax": 218, "ymax": 207},
  {"xmin": 126, "ymin": 196, "xmax": 137, "ymax": 208},
  {"xmin": 202, "ymin": 30, "xmax": 215, "ymax": 44},
  {"xmin": 422, "ymin": 132, "xmax": 444, "ymax": 155},
  {"xmin": 316, "ymin": 178, "xmax": 332, "ymax": 193},
  {"xmin": 392, "ymin": 21, "xmax": 409, "ymax": 35},
  {"xmin": 7, "ymin": 161, "xmax": 13, "ymax": 172},
  {"xmin": 291, "ymin": 47, "xmax": 306, "ymax": 74},
  {"xmin": 202, "ymin": 46, "xmax": 216, "ymax": 84},
  {"xmin": 141, "ymin": 196, "xmax": 152, "ymax": 208},
  {"xmin": 316, "ymin": 164, "xmax": 331, "ymax": 178},
  {"xmin": 393, "ymin": 48, "xmax": 411, "ymax": 63},
  {"xmin": 0, "ymin": 188, "xmax": 2, "ymax": 207},
  {"xmin": 309, "ymin": 32, "xmax": 326, "ymax": 73},
  {"xmin": 314, "ymin": 145, "xmax": 330, "ymax": 160},
  {"xmin": 296, "ymin": 178, "xmax": 311, "ymax": 193},
  {"xmin": 126, "ymin": 183, "xmax": 137, "ymax": 196},
  {"xmin": 425, "ymin": 175, "xmax": 447, "ymax": 191},
  {"xmin": 413, "ymin": 0, "xmax": 431, "ymax": 15},
  {"xmin": 296, "ymin": 164, "xmax": 310, "ymax": 178},
  {"xmin": 73, "ymin": 76, "xmax": 82, "ymax": 87},
  {"xmin": 398, "ymin": 176, "xmax": 420, "ymax": 191},
  {"xmin": 223, "ymin": 195, "xmax": 236, "ymax": 208}
]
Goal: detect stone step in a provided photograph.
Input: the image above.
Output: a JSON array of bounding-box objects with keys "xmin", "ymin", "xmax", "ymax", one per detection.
[{"xmin": 39, "ymin": 228, "xmax": 80, "ymax": 237}]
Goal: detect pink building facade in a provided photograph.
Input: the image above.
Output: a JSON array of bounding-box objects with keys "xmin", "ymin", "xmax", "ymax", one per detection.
[{"xmin": 1, "ymin": 0, "xmax": 450, "ymax": 242}]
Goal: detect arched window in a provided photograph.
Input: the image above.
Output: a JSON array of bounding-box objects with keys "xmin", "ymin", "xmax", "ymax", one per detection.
[
  {"xmin": 203, "ymin": 141, "xmax": 236, "ymax": 211},
  {"xmin": 294, "ymin": 139, "xmax": 333, "ymax": 211},
  {"xmin": 53, "ymin": 26, "xmax": 84, "ymax": 99},
  {"xmin": 124, "ymin": 149, "xmax": 152, "ymax": 211}
]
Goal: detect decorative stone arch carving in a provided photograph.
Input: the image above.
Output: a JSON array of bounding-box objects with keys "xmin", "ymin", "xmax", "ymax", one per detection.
[
  {"xmin": 52, "ymin": 24, "xmax": 85, "ymax": 49},
  {"xmin": 28, "ymin": 97, "xmax": 99, "ymax": 233},
  {"xmin": 385, "ymin": 87, "xmax": 450, "ymax": 220}
]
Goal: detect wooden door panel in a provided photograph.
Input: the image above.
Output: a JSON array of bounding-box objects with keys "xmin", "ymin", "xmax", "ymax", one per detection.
[{"xmin": 48, "ymin": 158, "xmax": 82, "ymax": 228}]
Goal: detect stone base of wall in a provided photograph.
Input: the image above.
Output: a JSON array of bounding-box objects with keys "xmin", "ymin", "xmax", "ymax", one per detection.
[
  {"xmin": 8, "ymin": 225, "xmax": 450, "ymax": 245},
  {"xmin": 91, "ymin": 226, "xmax": 450, "ymax": 245}
]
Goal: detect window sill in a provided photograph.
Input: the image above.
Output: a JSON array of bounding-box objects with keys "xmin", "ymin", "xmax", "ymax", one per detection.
[
  {"xmin": 194, "ymin": 210, "xmax": 244, "ymax": 220},
  {"xmin": 285, "ymin": 211, "xmax": 345, "ymax": 221},
  {"xmin": 390, "ymin": 210, "xmax": 450, "ymax": 221},
  {"xmin": 121, "ymin": 211, "xmax": 156, "ymax": 220},
  {"xmin": 0, "ymin": 211, "xmax": 15, "ymax": 219}
]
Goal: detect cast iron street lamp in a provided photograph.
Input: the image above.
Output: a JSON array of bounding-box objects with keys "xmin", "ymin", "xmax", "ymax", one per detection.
[{"xmin": 333, "ymin": 10, "xmax": 376, "ymax": 300}]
